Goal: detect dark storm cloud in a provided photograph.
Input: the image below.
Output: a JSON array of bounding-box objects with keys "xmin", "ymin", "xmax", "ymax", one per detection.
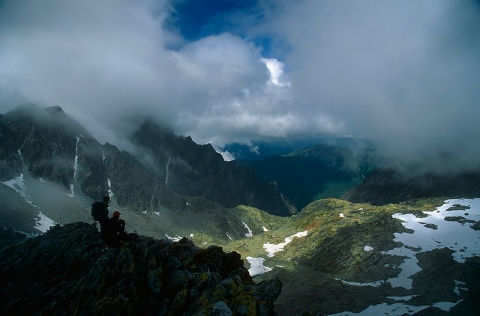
[{"xmin": 0, "ymin": 0, "xmax": 479, "ymax": 174}]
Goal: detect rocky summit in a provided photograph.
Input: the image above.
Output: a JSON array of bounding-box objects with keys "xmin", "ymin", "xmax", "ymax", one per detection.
[{"xmin": 0, "ymin": 222, "xmax": 282, "ymax": 315}]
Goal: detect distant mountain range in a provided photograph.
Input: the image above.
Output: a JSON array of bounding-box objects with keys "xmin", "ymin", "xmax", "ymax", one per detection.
[
  {"xmin": 344, "ymin": 168, "xmax": 480, "ymax": 205},
  {"xmin": 0, "ymin": 104, "xmax": 296, "ymax": 236},
  {"xmin": 240, "ymin": 143, "xmax": 374, "ymax": 210}
]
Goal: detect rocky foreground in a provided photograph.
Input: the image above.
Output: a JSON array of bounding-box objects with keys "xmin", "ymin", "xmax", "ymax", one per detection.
[{"xmin": 0, "ymin": 222, "xmax": 282, "ymax": 315}]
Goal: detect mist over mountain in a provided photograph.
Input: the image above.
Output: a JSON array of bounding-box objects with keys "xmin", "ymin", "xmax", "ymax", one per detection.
[
  {"xmin": 0, "ymin": 104, "xmax": 291, "ymax": 218},
  {"xmin": 344, "ymin": 169, "xmax": 480, "ymax": 206},
  {"xmin": 240, "ymin": 144, "xmax": 375, "ymax": 211},
  {"xmin": 129, "ymin": 119, "xmax": 292, "ymax": 215},
  {"xmin": 222, "ymin": 136, "xmax": 373, "ymax": 161}
]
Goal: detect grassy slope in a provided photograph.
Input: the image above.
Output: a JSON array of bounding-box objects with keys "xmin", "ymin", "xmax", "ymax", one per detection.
[{"xmin": 223, "ymin": 197, "xmax": 447, "ymax": 315}]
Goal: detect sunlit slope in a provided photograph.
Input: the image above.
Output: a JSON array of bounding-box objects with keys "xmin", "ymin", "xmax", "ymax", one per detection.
[
  {"xmin": 224, "ymin": 198, "xmax": 480, "ymax": 315},
  {"xmin": 225, "ymin": 198, "xmax": 441, "ymax": 271}
]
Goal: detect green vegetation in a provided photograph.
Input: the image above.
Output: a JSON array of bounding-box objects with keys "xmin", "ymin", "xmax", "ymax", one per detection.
[{"xmin": 219, "ymin": 197, "xmax": 450, "ymax": 315}]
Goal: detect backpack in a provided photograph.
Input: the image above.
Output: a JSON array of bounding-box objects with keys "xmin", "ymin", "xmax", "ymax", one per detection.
[{"xmin": 91, "ymin": 201, "xmax": 109, "ymax": 223}]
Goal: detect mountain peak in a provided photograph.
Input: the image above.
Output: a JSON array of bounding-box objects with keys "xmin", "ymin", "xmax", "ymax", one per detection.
[
  {"xmin": 5, "ymin": 103, "xmax": 91, "ymax": 138},
  {"xmin": 45, "ymin": 105, "xmax": 65, "ymax": 113}
]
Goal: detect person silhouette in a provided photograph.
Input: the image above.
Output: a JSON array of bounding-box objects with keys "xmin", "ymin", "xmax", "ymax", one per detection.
[{"xmin": 105, "ymin": 211, "xmax": 126, "ymax": 247}]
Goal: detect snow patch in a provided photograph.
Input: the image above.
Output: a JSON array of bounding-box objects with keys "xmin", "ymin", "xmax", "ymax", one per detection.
[
  {"xmin": 382, "ymin": 198, "xmax": 480, "ymax": 289},
  {"xmin": 66, "ymin": 184, "xmax": 75, "ymax": 197},
  {"xmin": 226, "ymin": 232, "xmax": 233, "ymax": 241},
  {"xmin": 107, "ymin": 178, "xmax": 113, "ymax": 198},
  {"xmin": 433, "ymin": 300, "xmax": 463, "ymax": 312},
  {"xmin": 332, "ymin": 198, "xmax": 479, "ymax": 315},
  {"xmin": 2, "ymin": 173, "xmax": 27, "ymax": 197},
  {"xmin": 263, "ymin": 230, "xmax": 308, "ymax": 257},
  {"xmin": 335, "ymin": 278, "xmax": 383, "ymax": 288},
  {"xmin": 72, "ymin": 136, "xmax": 80, "ymax": 179},
  {"xmin": 2, "ymin": 173, "xmax": 35, "ymax": 205},
  {"xmin": 34, "ymin": 212, "xmax": 56, "ymax": 233},
  {"xmin": 339, "ymin": 213, "xmax": 345, "ymax": 218},
  {"xmin": 262, "ymin": 226, "xmax": 269, "ymax": 232},
  {"xmin": 328, "ymin": 302, "xmax": 428, "ymax": 315},
  {"xmin": 246, "ymin": 257, "xmax": 272, "ymax": 276},
  {"xmin": 363, "ymin": 245, "xmax": 374, "ymax": 252},
  {"xmin": 242, "ymin": 222, "xmax": 253, "ymax": 237},
  {"xmin": 165, "ymin": 157, "xmax": 171, "ymax": 185},
  {"xmin": 165, "ymin": 234, "xmax": 182, "ymax": 242},
  {"xmin": 454, "ymin": 280, "xmax": 467, "ymax": 295}
]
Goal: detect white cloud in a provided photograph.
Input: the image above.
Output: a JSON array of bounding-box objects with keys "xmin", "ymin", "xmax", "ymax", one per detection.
[
  {"xmin": 262, "ymin": 0, "xmax": 480, "ymax": 173},
  {"xmin": 262, "ymin": 58, "xmax": 290, "ymax": 87}
]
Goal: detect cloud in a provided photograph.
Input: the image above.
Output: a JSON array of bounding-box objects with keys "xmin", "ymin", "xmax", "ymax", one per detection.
[
  {"xmin": 0, "ymin": 0, "xmax": 314, "ymax": 148},
  {"xmin": 0, "ymin": 0, "xmax": 479, "ymax": 175},
  {"xmin": 260, "ymin": 0, "xmax": 480, "ymax": 173}
]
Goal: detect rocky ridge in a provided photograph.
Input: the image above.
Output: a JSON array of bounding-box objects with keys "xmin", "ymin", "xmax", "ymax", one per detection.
[
  {"xmin": 0, "ymin": 222, "xmax": 282, "ymax": 315},
  {"xmin": 344, "ymin": 169, "xmax": 480, "ymax": 205},
  {"xmin": 0, "ymin": 104, "xmax": 292, "ymax": 218}
]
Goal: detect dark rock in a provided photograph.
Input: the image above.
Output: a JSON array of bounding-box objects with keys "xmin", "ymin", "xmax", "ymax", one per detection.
[
  {"xmin": 0, "ymin": 104, "xmax": 292, "ymax": 216},
  {"xmin": 131, "ymin": 119, "xmax": 293, "ymax": 216},
  {"xmin": 0, "ymin": 226, "xmax": 28, "ymax": 250},
  {"xmin": 421, "ymin": 222, "xmax": 438, "ymax": 230},
  {"xmin": 0, "ymin": 222, "xmax": 281, "ymax": 315},
  {"xmin": 471, "ymin": 221, "xmax": 480, "ymax": 231},
  {"xmin": 444, "ymin": 216, "xmax": 475, "ymax": 224},
  {"xmin": 344, "ymin": 169, "xmax": 480, "ymax": 205},
  {"xmin": 412, "ymin": 248, "xmax": 458, "ymax": 291}
]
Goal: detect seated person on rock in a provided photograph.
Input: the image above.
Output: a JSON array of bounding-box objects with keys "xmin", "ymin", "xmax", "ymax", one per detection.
[{"xmin": 105, "ymin": 211, "xmax": 127, "ymax": 248}]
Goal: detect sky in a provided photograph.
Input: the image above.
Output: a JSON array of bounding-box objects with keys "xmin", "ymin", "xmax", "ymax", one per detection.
[{"xmin": 1, "ymin": 0, "xmax": 480, "ymax": 174}]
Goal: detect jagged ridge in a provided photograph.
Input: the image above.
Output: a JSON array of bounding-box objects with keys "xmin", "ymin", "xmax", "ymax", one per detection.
[
  {"xmin": 0, "ymin": 222, "xmax": 282, "ymax": 315},
  {"xmin": 0, "ymin": 104, "xmax": 292, "ymax": 216}
]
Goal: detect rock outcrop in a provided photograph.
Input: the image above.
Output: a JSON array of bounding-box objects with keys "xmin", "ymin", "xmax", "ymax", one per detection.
[{"xmin": 0, "ymin": 222, "xmax": 282, "ymax": 315}]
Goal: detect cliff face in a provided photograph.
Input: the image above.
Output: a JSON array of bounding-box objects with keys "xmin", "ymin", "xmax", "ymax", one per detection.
[
  {"xmin": 131, "ymin": 120, "xmax": 293, "ymax": 216},
  {"xmin": 0, "ymin": 104, "xmax": 292, "ymax": 216},
  {"xmin": 0, "ymin": 222, "xmax": 282, "ymax": 315}
]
